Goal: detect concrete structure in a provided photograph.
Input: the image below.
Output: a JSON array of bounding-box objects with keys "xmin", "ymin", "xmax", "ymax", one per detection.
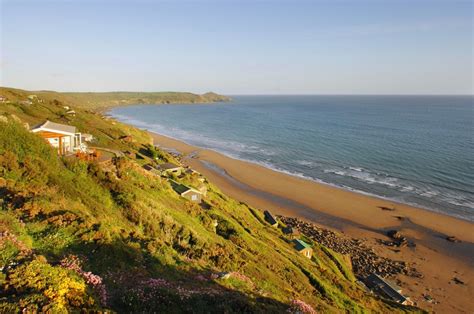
[
  {"xmin": 31, "ymin": 120, "xmax": 82, "ymax": 155},
  {"xmin": 292, "ymin": 239, "xmax": 313, "ymax": 259},
  {"xmin": 264, "ymin": 210, "xmax": 278, "ymax": 227},
  {"xmin": 364, "ymin": 274, "xmax": 413, "ymax": 305},
  {"xmin": 157, "ymin": 163, "xmax": 182, "ymax": 176},
  {"xmin": 81, "ymin": 133, "xmax": 94, "ymax": 142},
  {"xmin": 197, "ymin": 184, "xmax": 207, "ymax": 196}
]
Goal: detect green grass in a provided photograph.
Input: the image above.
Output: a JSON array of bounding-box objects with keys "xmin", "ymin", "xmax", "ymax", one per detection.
[{"xmin": 0, "ymin": 87, "xmax": 419, "ymax": 313}]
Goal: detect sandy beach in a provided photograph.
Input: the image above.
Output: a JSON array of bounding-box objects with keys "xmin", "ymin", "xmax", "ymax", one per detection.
[{"xmin": 149, "ymin": 130, "xmax": 474, "ymax": 313}]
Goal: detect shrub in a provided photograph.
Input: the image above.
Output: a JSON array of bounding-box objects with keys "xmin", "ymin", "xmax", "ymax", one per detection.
[
  {"xmin": 215, "ymin": 219, "xmax": 238, "ymax": 240},
  {"xmin": 4, "ymin": 257, "xmax": 96, "ymax": 312}
]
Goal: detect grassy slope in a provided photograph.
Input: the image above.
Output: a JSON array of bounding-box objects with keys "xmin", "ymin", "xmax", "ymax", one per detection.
[
  {"xmin": 0, "ymin": 88, "xmax": 418, "ymax": 313},
  {"xmin": 0, "ymin": 87, "xmax": 231, "ymax": 111}
]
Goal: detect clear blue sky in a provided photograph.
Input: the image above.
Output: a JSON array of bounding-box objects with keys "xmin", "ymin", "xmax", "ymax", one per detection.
[{"xmin": 1, "ymin": 0, "xmax": 472, "ymax": 94}]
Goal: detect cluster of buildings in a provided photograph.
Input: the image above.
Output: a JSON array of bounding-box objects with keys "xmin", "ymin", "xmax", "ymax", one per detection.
[
  {"xmin": 264, "ymin": 210, "xmax": 313, "ymax": 259},
  {"xmin": 0, "ymin": 94, "xmax": 45, "ymax": 106},
  {"xmin": 143, "ymin": 162, "xmax": 207, "ymax": 204},
  {"xmin": 263, "ymin": 210, "xmax": 411, "ymax": 306},
  {"xmin": 29, "ymin": 117, "xmax": 205, "ymax": 205}
]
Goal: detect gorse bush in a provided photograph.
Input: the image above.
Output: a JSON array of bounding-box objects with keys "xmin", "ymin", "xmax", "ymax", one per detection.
[{"xmin": 3, "ymin": 257, "xmax": 96, "ymax": 312}]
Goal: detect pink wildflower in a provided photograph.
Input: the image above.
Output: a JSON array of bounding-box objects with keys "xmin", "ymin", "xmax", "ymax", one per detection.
[
  {"xmin": 287, "ymin": 299, "xmax": 317, "ymax": 314},
  {"xmin": 59, "ymin": 254, "xmax": 108, "ymax": 305}
]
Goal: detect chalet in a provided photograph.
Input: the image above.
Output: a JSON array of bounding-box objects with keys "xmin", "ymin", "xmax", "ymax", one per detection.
[
  {"xmin": 0, "ymin": 96, "xmax": 7, "ymax": 102},
  {"xmin": 264, "ymin": 210, "xmax": 278, "ymax": 227},
  {"xmin": 292, "ymin": 239, "xmax": 313, "ymax": 259},
  {"xmin": 27, "ymin": 95, "xmax": 38, "ymax": 100},
  {"xmin": 170, "ymin": 180, "xmax": 202, "ymax": 203},
  {"xmin": 180, "ymin": 187, "xmax": 202, "ymax": 203},
  {"xmin": 31, "ymin": 120, "xmax": 82, "ymax": 155},
  {"xmin": 364, "ymin": 274, "xmax": 413, "ymax": 305},
  {"xmin": 157, "ymin": 163, "xmax": 182, "ymax": 176},
  {"xmin": 66, "ymin": 110, "xmax": 76, "ymax": 116}
]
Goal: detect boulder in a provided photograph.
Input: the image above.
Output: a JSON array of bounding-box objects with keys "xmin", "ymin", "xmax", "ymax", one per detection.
[
  {"xmin": 387, "ymin": 230, "xmax": 402, "ymax": 239},
  {"xmin": 446, "ymin": 236, "xmax": 461, "ymax": 243}
]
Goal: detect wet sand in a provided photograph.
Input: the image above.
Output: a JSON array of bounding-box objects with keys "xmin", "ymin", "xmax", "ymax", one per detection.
[{"xmin": 149, "ymin": 131, "xmax": 473, "ymax": 312}]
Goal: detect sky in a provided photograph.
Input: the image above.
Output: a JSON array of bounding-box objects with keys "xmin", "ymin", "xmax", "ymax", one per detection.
[{"xmin": 0, "ymin": 0, "xmax": 472, "ymax": 94}]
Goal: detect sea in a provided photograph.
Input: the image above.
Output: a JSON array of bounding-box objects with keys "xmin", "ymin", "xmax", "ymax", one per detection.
[{"xmin": 109, "ymin": 95, "xmax": 474, "ymax": 221}]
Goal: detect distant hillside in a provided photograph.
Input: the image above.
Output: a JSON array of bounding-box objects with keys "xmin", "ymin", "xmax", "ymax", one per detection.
[{"xmin": 0, "ymin": 87, "xmax": 231, "ymax": 111}]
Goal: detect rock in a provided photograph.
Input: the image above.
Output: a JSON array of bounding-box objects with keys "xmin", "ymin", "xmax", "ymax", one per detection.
[
  {"xmin": 446, "ymin": 236, "xmax": 461, "ymax": 243},
  {"xmin": 424, "ymin": 294, "xmax": 434, "ymax": 303},
  {"xmin": 10, "ymin": 114, "xmax": 22, "ymax": 123},
  {"xmin": 452, "ymin": 277, "xmax": 465, "ymax": 285},
  {"xmin": 277, "ymin": 215, "xmax": 420, "ymax": 278},
  {"xmin": 387, "ymin": 230, "xmax": 403, "ymax": 239},
  {"xmin": 216, "ymin": 272, "xmax": 230, "ymax": 279},
  {"xmin": 379, "ymin": 206, "xmax": 396, "ymax": 211}
]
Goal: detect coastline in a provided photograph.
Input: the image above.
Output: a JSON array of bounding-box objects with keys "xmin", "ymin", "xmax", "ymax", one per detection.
[
  {"xmin": 147, "ymin": 131, "xmax": 474, "ymax": 241},
  {"xmin": 146, "ymin": 129, "xmax": 474, "ymax": 312}
]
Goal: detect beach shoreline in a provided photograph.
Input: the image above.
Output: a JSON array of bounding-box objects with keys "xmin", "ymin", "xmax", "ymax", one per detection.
[
  {"xmin": 146, "ymin": 131, "xmax": 474, "ymax": 239},
  {"xmin": 146, "ymin": 129, "xmax": 474, "ymax": 312}
]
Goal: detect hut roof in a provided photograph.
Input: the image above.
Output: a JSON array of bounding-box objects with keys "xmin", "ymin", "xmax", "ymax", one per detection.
[
  {"xmin": 158, "ymin": 162, "xmax": 181, "ymax": 170},
  {"xmin": 169, "ymin": 180, "xmax": 198, "ymax": 195},
  {"xmin": 365, "ymin": 274, "xmax": 408, "ymax": 304},
  {"xmin": 264, "ymin": 210, "xmax": 278, "ymax": 225},
  {"xmin": 293, "ymin": 239, "xmax": 312, "ymax": 251},
  {"xmin": 31, "ymin": 120, "xmax": 76, "ymax": 134},
  {"xmin": 143, "ymin": 164, "xmax": 158, "ymax": 171}
]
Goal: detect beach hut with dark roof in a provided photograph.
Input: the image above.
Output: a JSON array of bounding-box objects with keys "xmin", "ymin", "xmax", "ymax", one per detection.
[
  {"xmin": 264, "ymin": 210, "xmax": 278, "ymax": 227},
  {"xmin": 364, "ymin": 274, "xmax": 413, "ymax": 305},
  {"xmin": 143, "ymin": 164, "xmax": 161, "ymax": 176},
  {"xmin": 170, "ymin": 180, "xmax": 202, "ymax": 203},
  {"xmin": 292, "ymin": 239, "xmax": 313, "ymax": 259}
]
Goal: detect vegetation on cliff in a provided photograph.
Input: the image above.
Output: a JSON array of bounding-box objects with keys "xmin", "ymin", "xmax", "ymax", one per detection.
[{"xmin": 0, "ymin": 88, "xmax": 417, "ymax": 312}]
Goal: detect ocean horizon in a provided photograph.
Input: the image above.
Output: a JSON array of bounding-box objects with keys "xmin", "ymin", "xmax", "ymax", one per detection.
[{"xmin": 109, "ymin": 95, "xmax": 474, "ymax": 221}]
